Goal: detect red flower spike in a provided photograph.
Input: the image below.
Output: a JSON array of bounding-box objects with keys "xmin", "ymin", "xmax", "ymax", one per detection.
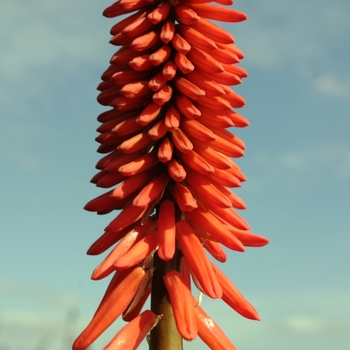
[
  {"xmin": 122, "ymin": 16, "xmax": 153, "ymax": 38},
  {"xmin": 197, "ymin": 112, "xmax": 234, "ymax": 129},
  {"xmin": 211, "ymin": 206, "xmax": 250, "ymax": 230},
  {"xmin": 114, "ymin": 230, "xmax": 158, "ymax": 269},
  {"xmin": 93, "ymin": 269, "xmax": 136, "ymax": 320},
  {"xmin": 201, "ymin": 238, "xmax": 227, "ymax": 263},
  {"xmin": 217, "ymin": 42, "xmax": 244, "ymax": 59},
  {"xmin": 176, "ymin": 24, "xmax": 218, "ymax": 51},
  {"xmin": 187, "ymin": 46, "xmax": 225, "ymax": 74},
  {"xmin": 171, "ymin": 33, "xmax": 191, "ymax": 54},
  {"xmin": 105, "ymin": 203, "xmax": 148, "ymax": 233},
  {"xmin": 102, "ymin": 151, "xmax": 143, "ymax": 172},
  {"xmin": 123, "ymin": 267, "xmax": 155, "ymax": 321},
  {"xmin": 177, "ymin": 149, "xmax": 214, "ymax": 175},
  {"xmin": 118, "ymin": 134, "xmax": 153, "ymax": 154},
  {"xmin": 148, "ymin": 72, "xmax": 167, "ymax": 92},
  {"xmin": 211, "ymin": 181, "xmax": 247, "ymax": 209},
  {"xmin": 152, "ymin": 84, "xmax": 173, "ymax": 105},
  {"xmin": 158, "ymin": 137, "xmax": 174, "ymax": 163},
  {"xmin": 174, "ymin": 5, "xmax": 200, "ymax": 25},
  {"xmin": 111, "ymin": 170, "xmax": 154, "ymax": 200},
  {"xmin": 123, "ymin": 285, "xmax": 151, "ymax": 322},
  {"xmin": 148, "ymin": 2, "xmax": 171, "ymax": 24},
  {"xmin": 129, "ymin": 31, "xmax": 160, "ymax": 51},
  {"xmin": 202, "ymin": 69, "xmax": 242, "ymax": 86},
  {"xmin": 163, "ymin": 270, "xmax": 198, "ymax": 340},
  {"xmin": 84, "ymin": 190, "xmax": 121, "ymax": 213},
  {"xmin": 148, "ymin": 119, "xmax": 168, "ymax": 140},
  {"xmin": 176, "ymin": 220, "xmax": 223, "ymax": 299},
  {"xmin": 187, "ymin": 71, "xmax": 225, "ymax": 97},
  {"xmin": 171, "ymin": 128, "xmax": 193, "ymax": 153},
  {"xmin": 175, "ymin": 94, "xmax": 201, "ymax": 119},
  {"xmin": 149, "ymin": 45, "xmax": 172, "ymax": 66},
  {"xmin": 118, "ymin": 152, "xmax": 159, "ymax": 176},
  {"xmin": 110, "ymin": 10, "xmax": 147, "ymax": 35},
  {"xmin": 195, "ymin": 305, "xmax": 237, "ymax": 350},
  {"xmin": 181, "ymin": 257, "xmax": 192, "ymax": 291},
  {"xmin": 110, "ymin": 46, "xmax": 144, "ymax": 66},
  {"xmin": 224, "ymin": 225, "xmax": 270, "ymax": 247},
  {"xmin": 210, "ymin": 47, "xmax": 240, "ymax": 65},
  {"xmin": 160, "ymin": 20, "xmax": 175, "ymax": 44},
  {"xmin": 157, "ymin": 199, "xmax": 176, "ymax": 261},
  {"xmin": 87, "ymin": 225, "xmax": 136, "ymax": 256},
  {"xmin": 209, "ymin": 134, "xmax": 245, "ymax": 158},
  {"xmin": 190, "ymin": 138, "xmax": 234, "ymax": 169},
  {"xmin": 137, "ymin": 101, "xmax": 162, "ymax": 125},
  {"xmin": 112, "ymin": 117, "xmax": 144, "ymax": 137},
  {"xmin": 184, "ymin": 168, "xmax": 232, "ymax": 208},
  {"xmin": 181, "ymin": 119, "xmax": 217, "ymax": 143},
  {"xmin": 185, "ymin": 207, "xmax": 245, "ymax": 251},
  {"xmin": 174, "ymin": 77, "xmax": 206, "ymax": 100},
  {"xmin": 104, "ymin": 310, "xmax": 161, "ymax": 350},
  {"xmin": 92, "ymin": 219, "xmax": 155, "ymax": 280},
  {"xmin": 191, "ymin": 17, "xmax": 235, "ymax": 44},
  {"xmin": 172, "ymin": 183, "xmax": 198, "ymax": 212},
  {"xmin": 186, "ymin": 3, "xmax": 247, "ymax": 23},
  {"xmin": 174, "ymin": 52, "xmax": 195, "ymax": 74},
  {"xmin": 224, "ymin": 62, "xmax": 249, "ymax": 78},
  {"xmin": 75, "ymin": 1, "xmax": 269, "ymax": 349},
  {"xmin": 119, "ymin": 80, "xmax": 151, "ymax": 98},
  {"xmin": 167, "ymin": 158, "xmax": 187, "ymax": 182},
  {"xmin": 72, "ymin": 267, "xmax": 145, "ymax": 350},
  {"xmin": 211, "ymin": 263, "xmax": 260, "ymax": 321},
  {"xmin": 132, "ymin": 173, "xmax": 169, "ymax": 207},
  {"xmin": 128, "ymin": 54, "xmax": 155, "ymax": 71},
  {"xmin": 162, "ymin": 60, "xmax": 177, "ymax": 80},
  {"xmin": 205, "ymin": 167, "xmax": 242, "ymax": 188},
  {"xmin": 164, "ymin": 104, "xmax": 181, "ymax": 131}
]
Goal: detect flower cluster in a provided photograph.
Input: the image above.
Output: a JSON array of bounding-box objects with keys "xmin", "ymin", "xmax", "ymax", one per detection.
[{"xmin": 73, "ymin": 0, "xmax": 268, "ymax": 349}]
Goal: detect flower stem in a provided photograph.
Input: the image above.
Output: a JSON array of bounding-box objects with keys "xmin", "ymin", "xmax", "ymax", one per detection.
[{"xmin": 150, "ymin": 250, "xmax": 183, "ymax": 350}]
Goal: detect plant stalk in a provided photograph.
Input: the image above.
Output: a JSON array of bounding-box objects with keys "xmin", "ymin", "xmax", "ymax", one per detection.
[{"xmin": 149, "ymin": 250, "xmax": 183, "ymax": 350}]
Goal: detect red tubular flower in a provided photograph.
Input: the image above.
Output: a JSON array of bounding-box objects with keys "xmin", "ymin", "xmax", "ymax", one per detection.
[{"xmin": 74, "ymin": 0, "xmax": 268, "ymax": 349}]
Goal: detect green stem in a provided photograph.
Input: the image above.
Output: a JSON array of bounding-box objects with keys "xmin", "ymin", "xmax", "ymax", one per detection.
[{"xmin": 149, "ymin": 250, "xmax": 183, "ymax": 350}]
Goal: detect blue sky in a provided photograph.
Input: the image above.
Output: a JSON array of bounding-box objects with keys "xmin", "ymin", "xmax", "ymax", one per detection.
[{"xmin": 1, "ymin": 0, "xmax": 350, "ymax": 349}]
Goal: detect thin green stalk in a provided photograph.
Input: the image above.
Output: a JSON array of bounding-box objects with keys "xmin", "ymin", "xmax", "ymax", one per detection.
[{"xmin": 149, "ymin": 250, "xmax": 183, "ymax": 350}]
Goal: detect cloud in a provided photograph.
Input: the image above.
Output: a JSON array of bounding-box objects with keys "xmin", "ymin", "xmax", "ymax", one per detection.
[
  {"xmin": 0, "ymin": 117, "xmax": 45, "ymax": 171},
  {"xmin": 277, "ymin": 315, "xmax": 350, "ymax": 336},
  {"xmin": 314, "ymin": 74, "xmax": 350, "ymax": 98},
  {"xmin": 0, "ymin": 0, "xmax": 108, "ymax": 80},
  {"xmin": 280, "ymin": 152, "xmax": 308, "ymax": 172},
  {"xmin": 238, "ymin": 0, "xmax": 350, "ymax": 66},
  {"xmin": 0, "ymin": 0, "xmax": 112, "ymax": 120},
  {"xmin": 0, "ymin": 280, "xmax": 79, "ymax": 310},
  {"xmin": 281, "ymin": 316, "xmax": 325, "ymax": 334},
  {"xmin": 247, "ymin": 141, "xmax": 350, "ymax": 192},
  {"xmin": 233, "ymin": 0, "xmax": 350, "ymax": 98},
  {"xmin": 0, "ymin": 0, "xmax": 116, "ymax": 171},
  {"xmin": 279, "ymin": 142, "xmax": 350, "ymax": 180},
  {"xmin": 0, "ymin": 311, "xmax": 58, "ymax": 329},
  {"xmin": 0, "ymin": 0, "xmax": 109, "ymax": 170}
]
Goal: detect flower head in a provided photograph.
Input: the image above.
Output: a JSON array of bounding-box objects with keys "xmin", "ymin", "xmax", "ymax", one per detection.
[{"xmin": 74, "ymin": 0, "xmax": 268, "ymax": 349}]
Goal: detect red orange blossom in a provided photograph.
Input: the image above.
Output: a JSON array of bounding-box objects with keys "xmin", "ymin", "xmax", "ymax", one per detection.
[{"xmin": 73, "ymin": 0, "xmax": 268, "ymax": 349}]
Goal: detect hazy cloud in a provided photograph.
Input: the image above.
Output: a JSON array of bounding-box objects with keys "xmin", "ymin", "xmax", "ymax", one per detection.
[
  {"xmin": 0, "ymin": 0, "xmax": 108, "ymax": 80},
  {"xmin": 314, "ymin": 74, "xmax": 350, "ymax": 98},
  {"xmin": 277, "ymin": 315, "xmax": 350, "ymax": 336},
  {"xmin": 234, "ymin": 0, "xmax": 350, "ymax": 98},
  {"xmin": 279, "ymin": 142, "xmax": 350, "ymax": 180}
]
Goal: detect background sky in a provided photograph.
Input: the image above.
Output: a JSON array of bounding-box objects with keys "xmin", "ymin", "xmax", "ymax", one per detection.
[{"xmin": 1, "ymin": 0, "xmax": 350, "ymax": 349}]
